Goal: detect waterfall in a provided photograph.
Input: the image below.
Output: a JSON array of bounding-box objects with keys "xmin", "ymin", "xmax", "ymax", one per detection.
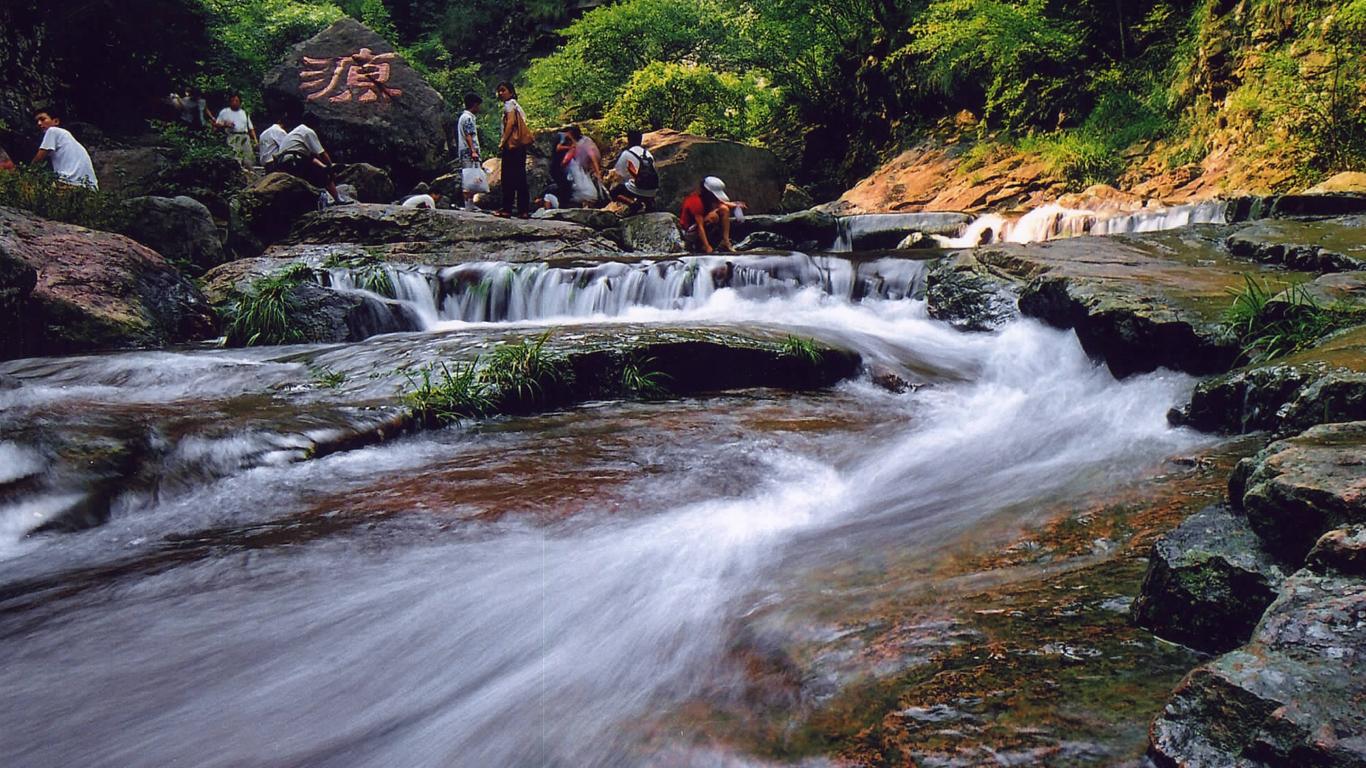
[
  {"xmin": 319, "ymin": 253, "xmax": 929, "ymax": 329},
  {"xmin": 932, "ymin": 200, "xmax": 1230, "ymax": 248}
]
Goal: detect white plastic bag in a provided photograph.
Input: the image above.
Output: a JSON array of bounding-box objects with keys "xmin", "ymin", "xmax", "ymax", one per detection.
[{"xmin": 462, "ymin": 166, "xmax": 490, "ymax": 194}]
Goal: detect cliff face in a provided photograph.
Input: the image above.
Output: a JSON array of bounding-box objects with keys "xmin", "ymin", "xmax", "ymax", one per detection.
[{"xmin": 833, "ymin": 0, "xmax": 1364, "ymax": 213}]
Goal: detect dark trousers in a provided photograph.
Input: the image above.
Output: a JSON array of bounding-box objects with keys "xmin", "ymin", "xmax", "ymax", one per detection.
[{"xmin": 500, "ymin": 146, "xmax": 530, "ymax": 215}]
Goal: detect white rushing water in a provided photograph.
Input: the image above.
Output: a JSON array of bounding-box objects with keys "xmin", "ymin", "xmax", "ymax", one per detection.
[{"xmin": 0, "ymin": 269, "xmax": 1208, "ymax": 767}]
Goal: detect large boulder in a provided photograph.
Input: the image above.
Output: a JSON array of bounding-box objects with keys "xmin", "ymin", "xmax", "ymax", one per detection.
[
  {"xmin": 282, "ymin": 204, "xmax": 623, "ymax": 263},
  {"xmin": 233, "ymin": 172, "xmax": 322, "ymax": 251},
  {"xmin": 1230, "ymin": 421, "xmax": 1366, "ymax": 564},
  {"xmin": 1225, "ymin": 216, "xmax": 1366, "ymax": 273},
  {"xmin": 120, "ymin": 195, "xmax": 225, "ymax": 276},
  {"xmin": 1148, "ymin": 571, "xmax": 1366, "ymax": 768},
  {"xmin": 1131, "ymin": 505, "xmax": 1287, "ymax": 654},
  {"xmin": 336, "ymin": 163, "xmax": 396, "ymax": 203},
  {"xmin": 90, "ymin": 146, "xmax": 172, "ymax": 198},
  {"xmin": 263, "ymin": 19, "xmax": 453, "ymax": 187},
  {"xmin": 620, "ymin": 212, "xmax": 686, "ymax": 253},
  {"xmin": 0, "ymin": 205, "xmax": 215, "ymax": 359},
  {"xmin": 925, "ymin": 252, "xmax": 1021, "ymax": 332},
  {"xmin": 644, "ymin": 129, "xmax": 785, "ymax": 215}
]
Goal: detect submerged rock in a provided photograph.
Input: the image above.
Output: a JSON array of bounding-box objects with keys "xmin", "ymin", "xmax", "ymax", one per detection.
[
  {"xmin": 1149, "ymin": 570, "xmax": 1366, "ymax": 768},
  {"xmin": 0, "ymin": 205, "xmax": 215, "ymax": 360},
  {"xmin": 1131, "ymin": 505, "xmax": 1286, "ymax": 653},
  {"xmin": 284, "ymin": 204, "xmax": 622, "ymax": 263},
  {"xmin": 1231, "ymin": 421, "xmax": 1366, "ymax": 564}
]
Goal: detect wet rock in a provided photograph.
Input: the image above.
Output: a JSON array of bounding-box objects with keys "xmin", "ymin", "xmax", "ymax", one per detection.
[
  {"xmin": 735, "ymin": 231, "xmax": 795, "ymax": 252},
  {"xmin": 970, "ymin": 227, "xmax": 1278, "ymax": 376},
  {"xmin": 620, "ymin": 212, "xmax": 686, "ymax": 253},
  {"xmin": 781, "ymin": 183, "xmax": 814, "ymax": 213},
  {"xmin": 532, "ymin": 207, "xmax": 620, "ymax": 230},
  {"xmin": 895, "ymin": 231, "xmax": 934, "ymax": 249},
  {"xmin": 1269, "ymin": 193, "xmax": 1366, "ymax": 218},
  {"xmin": 285, "ymin": 204, "xmax": 622, "ymax": 263},
  {"xmin": 263, "ymin": 19, "xmax": 453, "ymax": 186},
  {"xmin": 1231, "ymin": 421, "xmax": 1366, "ymax": 564},
  {"xmin": 1177, "ymin": 325, "xmax": 1366, "ymax": 435},
  {"xmin": 0, "ymin": 205, "xmax": 215, "ymax": 360},
  {"xmin": 644, "ymin": 129, "xmax": 785, "ymax": 215},
  {"xmin": 926, "ymin": 252, "xmax": 1021, "ymax": 332},
  {"xmin": 1149, "ymin": 571, "xmax": 1366, "ymax": 768},
  {"xmin": 870, "ymin": 366, "xmax": 912, "ymax": 393},
  {"xmin": 1307, "ymin": 524, "xmax": 1366, "ymax": 577},
  {"xmin": 336, "ymin": 163, "xmax": 396, "ymax": 203},
  {"xmin": 1225, "ymin": 216, "xmax": 1366, "ymax": 272},
  {"xmin": 1131, "ymin": 505, "xmax": 1286, "ymax": 653},
  {"xmin": 1271, "ymin": 271, "xmax": 1366, "ymax": 315},
  {"xmin": 90, "ymin": 146, "xmax": 173, "ymax": 198},
  {"xmin": 120, "ymin": 195, "xmax": 225, "ymax": 276},
  {"xmin": 202, "ymin": 259, "xmax": 421, "ymax": 344},
  {"xmin": 732, "ymin": 209, "xmax": 839, "ymax": 249},
  {"xmin": 234, "ymin": 172, "xmax": 320, "ymax": 249}
]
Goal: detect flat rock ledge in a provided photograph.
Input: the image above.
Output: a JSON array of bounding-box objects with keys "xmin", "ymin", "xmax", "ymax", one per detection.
[{"xmin": 1132, "ymin": 505, "xmax": 1287, "ymax": 654}]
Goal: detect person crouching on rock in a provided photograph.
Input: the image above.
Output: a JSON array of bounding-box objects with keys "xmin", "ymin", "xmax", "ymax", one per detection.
[
  {"xmin": 32, "ymin": 109, "xmax": 98, "ymax": 190},
  {"xmin": 610, "ymin": 130, "xmax": 658, "ymax": 213},
  {"xmin": 257, "ymin": 110, "xmax": 289, "ymax": 172},
  {"xmin": 402, "ymin": 191, "xmax": 441, "ymax": 209},
  {"xmin": 679, "ymin": 176, "xmax": 745, "ymax": 254},
  {"xmin": 276, "ymin": 111, "xmax": 351, "ymax": 206}
]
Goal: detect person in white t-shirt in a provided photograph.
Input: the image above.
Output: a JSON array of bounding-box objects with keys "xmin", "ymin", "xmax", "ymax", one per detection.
[
  {"xmin": 457, "ymin": 93, "xmax": 483, "ymax": 212},
  {"xmin": 214, "ymin": 94, "xmax": 258, "ymax": 167},
  {"xmin": 276, "ymin": 112, "xmax": 350, "ymax": 205},
  {"xmin": 257, "ymin": 112, "xmax": 288, "ymax": 171},
  {"xmin": 610, "ymin": 129, "xmax": 658, "ymax": 212},
  {"xmin": 32, "ymin": 110, "xmax": 98, "ymax": 190}
]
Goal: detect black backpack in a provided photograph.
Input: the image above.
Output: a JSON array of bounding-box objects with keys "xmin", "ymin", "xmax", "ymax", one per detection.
[{"xmin": 629, "ymin": 148, "xmax": 659, "ymax": 191}]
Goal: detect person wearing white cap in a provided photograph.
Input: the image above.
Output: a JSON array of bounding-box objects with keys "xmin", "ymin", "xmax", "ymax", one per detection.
[{"xmin": 677, "ymin": 176, "xmax": 746, "ymax": 253}]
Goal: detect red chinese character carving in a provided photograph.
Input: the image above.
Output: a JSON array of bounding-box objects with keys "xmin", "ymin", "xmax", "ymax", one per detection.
[{"xmin": 300, "ymin": 48, "xmax": 404, "ymax": 104}]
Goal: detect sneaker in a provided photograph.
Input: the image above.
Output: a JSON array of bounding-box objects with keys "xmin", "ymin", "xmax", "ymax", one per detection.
[
  {"xmin": 316, "ymin": 191, "xmax": 331, "ymax": 212},
  {"xmin": 334, "ymin": 196, "xmax": 356, "ymax": 206}
]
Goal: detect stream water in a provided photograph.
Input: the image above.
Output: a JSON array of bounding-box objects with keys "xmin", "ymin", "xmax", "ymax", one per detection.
[{"xmin": 0, "ymin": 250, "xmax": 1209, "ymax": 766}]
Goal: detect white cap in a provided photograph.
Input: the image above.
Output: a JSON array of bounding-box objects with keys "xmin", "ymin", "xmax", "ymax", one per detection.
[{"xmin": 703, "ymin": 176, "xmax": 730, "ymax": 203}]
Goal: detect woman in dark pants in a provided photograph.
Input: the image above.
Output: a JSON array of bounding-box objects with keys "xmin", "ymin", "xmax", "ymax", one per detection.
[{"xmin": 496, "ymin": 82, "xmax": 531, "ymax": 218}]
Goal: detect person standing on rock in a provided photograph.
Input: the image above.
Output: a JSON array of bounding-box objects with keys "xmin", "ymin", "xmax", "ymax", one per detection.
[
  {"xmin": 610, "ymin": 130, "xmax": 658, "ymax": 212},
  {"xmin": 257, "ymin": 112, "xmax": 289, "ymax": 172},
  {"xmin": 458, "ymin": 93, "xmax": 483, "ymax": 212},
  {"xmin": 679, "ymin": 177, "xmax": 745, "ymax": 254},
  {"xmin": 276, "ymin": 112, "xmax": 351, "ymax": 206},
  {"xmin": 31, "ymin": 110, "xmax": 98, "ymax": 190},
  {"xmin": 173, "ymin": 87, "xmax": 212, "ymax": 130},
  {"xmin": 214, "ymin": 94, "xmax": 258, "ymax": 167},
  {"xmin": 495, "ymin": 82, "xmax": 533, "ymax": 218}
]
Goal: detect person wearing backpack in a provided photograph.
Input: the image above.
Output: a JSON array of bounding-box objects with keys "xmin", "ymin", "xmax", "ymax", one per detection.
[
  {"xmin": 495, "ymin": 81, "xmax": 534, "ymax": 218},
  {"xmin": 610, "ymin": 130, "xmax": 658, "ymax": 212}
]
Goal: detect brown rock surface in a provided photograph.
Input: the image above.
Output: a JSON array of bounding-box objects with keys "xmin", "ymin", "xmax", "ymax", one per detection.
[{"xmin": 643, "ymin": 129, "xmax": 785, "ymax": 215}]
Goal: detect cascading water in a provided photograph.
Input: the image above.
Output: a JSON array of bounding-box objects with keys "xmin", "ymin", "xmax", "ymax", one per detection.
[
  {"xmin": 931, "ymin": 199, "xmax": 1231, "ymax": 248},
  {"xmin": 0, "ymin": 247, "xmax": 1211, "ymax": 766},
  {"xmin": 322, "ymin": 252, "xmax": 929, "ymax": 327}
]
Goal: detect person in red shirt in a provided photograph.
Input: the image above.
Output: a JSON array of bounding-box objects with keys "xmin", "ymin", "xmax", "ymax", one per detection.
[{"xmin": 678, "ymin": 176, "xmax": 745, "ymax": 253}]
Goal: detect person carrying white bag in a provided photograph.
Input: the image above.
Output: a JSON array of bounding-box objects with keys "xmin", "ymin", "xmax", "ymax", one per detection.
[{"xmin": 457, "ymin": 93, "xmax": 488, "ymax": 211}]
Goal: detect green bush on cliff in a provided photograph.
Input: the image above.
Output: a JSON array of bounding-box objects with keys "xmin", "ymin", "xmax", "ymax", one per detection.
[{"xmin": 601, "ymin": 62, "xmax": 780, "ymax": 143}]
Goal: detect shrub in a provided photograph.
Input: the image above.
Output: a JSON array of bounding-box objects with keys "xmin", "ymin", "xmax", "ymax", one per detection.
[
  {"xmin": 1220, "ymin": 274, "xmax": 1365, "ymax": 365},
  {"xmin": 481, "ymin": 332, "xmax": 572, "ymax": 411},
  {"xmin": 199, "ymin": 0, "xmax": 347, "ymax": 106},
  {"xmin": 405, "ymin": 360, "xmax": 493, "ymax": 422},
  {"xmin": 601, "ymin": 62, "xmax": 780, "ymax": 142},
  {"xmin": 0, "ymin": 165, "xmax": 130, "ymax": 232}
]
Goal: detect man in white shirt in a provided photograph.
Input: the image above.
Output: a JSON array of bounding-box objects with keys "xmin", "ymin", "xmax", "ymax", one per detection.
[
  {"xmin": 276, "ymin": 112, "xmax": 350, "ymax": 205},
  {"xmin": 257, "ymin": 112, "xmax": 288, "ymax": 171},
  {"xmin": 609, "ymin": 130, "xmax": 657, "ymax": 212},
  {"xmin": 32, "ymin": 110, "xmax": 98, "ymax": 190},
  {"xmin": 457, "ymin": 93, "xmax": 483, "ymax": 212},
  {"xmin": 214, "ymin": 93, "xmax": 258, "ymax": 167}
]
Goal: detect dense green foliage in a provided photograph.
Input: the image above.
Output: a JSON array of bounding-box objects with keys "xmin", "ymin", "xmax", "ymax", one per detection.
[{"xmin": 0, "ymin": 166, "xmax": 131, "ymax": 232}]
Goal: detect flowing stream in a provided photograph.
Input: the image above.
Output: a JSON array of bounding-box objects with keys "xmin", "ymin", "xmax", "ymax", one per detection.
[{"xmin": 0, "ymin": 250, "xmax": 1208, "ymax": 767}]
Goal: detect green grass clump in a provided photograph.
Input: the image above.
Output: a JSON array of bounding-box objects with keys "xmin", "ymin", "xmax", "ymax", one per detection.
[
  {"xmin": 321, "ymin": 253, "xmax": 395, "ymax": 296},
  {"xmin": 780, "ymin": 335, "xmax": 823, "ymax": 365},
  {"xmin": 1221, "ymin": 274, "xmax": 1364, "ymax": 365},
  {"xmin": 405, "ymin": 332, "xmax": 575, "ymax": 424},
  {"xmin": 223, "ymin": 263, "xmax": 316, "ymax": 347},
  {"xmin": 619, "ymin": 354, "xmax": 671, "ymax": 399},
  {"xmin": 310, "ymin": 365, "xmax": 347, "ymax": 389}
]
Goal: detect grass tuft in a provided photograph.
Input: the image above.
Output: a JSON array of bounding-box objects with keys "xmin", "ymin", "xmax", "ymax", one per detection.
[
  {"xmin": 780, "ymin": 335, "xmax": 823, "ymax": 365},
  {"xmin": 1221, "ymin": 274, "xmax": 1364, "ymax": 365},
  {"xmin": 223, "ymin": 263, "xmax": 316, "ymax": 347}
]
